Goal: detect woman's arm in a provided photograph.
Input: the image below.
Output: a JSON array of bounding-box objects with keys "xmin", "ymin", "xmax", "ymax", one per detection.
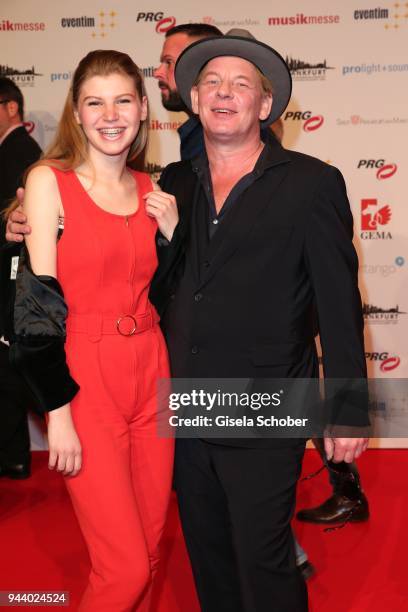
[
  {"xmin": 24, "ymin": 166, "xmax": 60, "ymax": 275},
  {"xmin": 21, "ymin": 166, "xmax": 82, "ymax": 476}
]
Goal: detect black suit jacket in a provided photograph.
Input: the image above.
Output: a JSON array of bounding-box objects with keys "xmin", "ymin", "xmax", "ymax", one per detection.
[
  {"xmin": 152, "ymin": 138, "xmax": 367, "ymax": 442},
  {"xmin": 0, "ymin": 126, "xmax": 42, "ymax": 225},
  {"xmin": 0, "ymin": 126, "xmax": 41, "ymax": 336}
]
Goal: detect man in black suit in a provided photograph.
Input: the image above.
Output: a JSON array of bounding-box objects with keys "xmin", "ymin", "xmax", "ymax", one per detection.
[
  {"xmin": 0, "ymin": 77, "xmax": 41, "ymax": 478},
  {"xmin": 153, "ymin": 36, "xmax": 369, "ymax": 611},
  {"xmin": 153, "ymin": 24, "xmax": 369, "ymax": 529}
]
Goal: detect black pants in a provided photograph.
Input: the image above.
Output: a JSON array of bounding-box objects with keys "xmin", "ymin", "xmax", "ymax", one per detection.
[
  {"xmin": 175, "ymin": 439, "xmax": 308, "ymax": 612},
  {"xmin": 0, "ymin": 342, "xmax": 31, "ymax": 464}
]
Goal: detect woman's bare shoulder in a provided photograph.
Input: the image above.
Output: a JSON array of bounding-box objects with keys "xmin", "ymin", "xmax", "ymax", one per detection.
[
  {"xmin": 24, "ymin": 165, "xmax": 62, "ymax": 217},
  {"xmin": 26, "ymin": 164, "xmax": 58, "ymax": 189}
]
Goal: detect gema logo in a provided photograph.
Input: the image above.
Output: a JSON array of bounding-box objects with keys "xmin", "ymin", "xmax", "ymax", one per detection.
[
  {"xmin": 357, "ymin": 159, "xmax": 398, "ymax": 179},
  {"xmin": 283, "ymin": 110, "xmax": 324, "ymax": 131},
  {"xmin": 360, "ymin": 198, "xmax": 392, "ymax": 239}
]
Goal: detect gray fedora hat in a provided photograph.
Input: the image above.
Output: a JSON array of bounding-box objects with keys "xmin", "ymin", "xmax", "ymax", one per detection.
[{"xmin": 174, "ymin": 34, "xmax": 292, "ymax": 127}]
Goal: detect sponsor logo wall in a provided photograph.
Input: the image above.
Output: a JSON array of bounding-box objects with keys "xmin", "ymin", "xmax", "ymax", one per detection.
[{"xmin": 4, "ymin": 0, "xmax": 407, "ymax": 448}]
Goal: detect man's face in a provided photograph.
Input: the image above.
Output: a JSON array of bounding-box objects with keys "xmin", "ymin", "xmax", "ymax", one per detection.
[
  {"xmin": 154, "ymin": 32, "xmax": 194, "ymax": 112},
  {"xmin": 191, "ymin": 56, "xmax": 272, "ymax": 143},
  {"xmin": 0, "ymin": 99, "xmax": 14, "ymax": 140}
]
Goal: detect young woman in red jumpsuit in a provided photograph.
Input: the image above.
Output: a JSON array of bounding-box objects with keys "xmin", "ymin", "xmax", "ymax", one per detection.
[{"xmin": 15, "ymin": 51, "xmax": 177, "ymax": 611}]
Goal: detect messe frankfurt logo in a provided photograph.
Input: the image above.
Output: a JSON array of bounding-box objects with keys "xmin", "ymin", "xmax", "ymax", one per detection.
[
  {"xmin": 361, "ymin": 199, "xmax": 391, "ymax": 230},
  {"xmin": 363, "ymin": 303, "xmax": 406, "ymax": 325},
  {"xmin": 285, "ymin": 56, "xmax": 335, "ymax": 81},
  {"xmin": 0, "ymin": 63, "xmax": 42, "ymax": 87}
]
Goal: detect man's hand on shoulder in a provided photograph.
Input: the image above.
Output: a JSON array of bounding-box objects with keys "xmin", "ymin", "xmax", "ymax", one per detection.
[{"xmin": 5, "ymin": 188, "xmax": 30, "ymax": 242}]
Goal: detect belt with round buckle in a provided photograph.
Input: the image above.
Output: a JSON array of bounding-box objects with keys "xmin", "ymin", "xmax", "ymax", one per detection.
[{"xmin": 116, "ymin": 314, "xmax": 137, "ymax": 336}]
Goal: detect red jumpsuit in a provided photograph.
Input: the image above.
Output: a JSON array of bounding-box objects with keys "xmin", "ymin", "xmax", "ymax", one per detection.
[{"xmin": 53, "ymin": 168, "xmax": 174, "ymax": 611}]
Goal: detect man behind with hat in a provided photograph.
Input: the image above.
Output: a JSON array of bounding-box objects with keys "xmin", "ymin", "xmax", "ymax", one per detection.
[{"xmin": 155, "ymin": 35, "xmax": 368, "ymax": 610}]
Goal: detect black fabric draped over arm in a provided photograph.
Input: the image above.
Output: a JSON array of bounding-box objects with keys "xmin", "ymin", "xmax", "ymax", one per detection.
[{"xmin": 8, "ymin": 246, "xmax": 79, "ymax": 414}]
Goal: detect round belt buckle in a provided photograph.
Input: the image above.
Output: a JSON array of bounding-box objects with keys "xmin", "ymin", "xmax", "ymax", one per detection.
[{"xmin": 116, "ymin": 314, "xmax": 137, "ymax": 336}]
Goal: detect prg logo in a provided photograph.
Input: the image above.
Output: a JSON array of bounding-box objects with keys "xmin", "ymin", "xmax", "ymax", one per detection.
[
  {"xmin": 135, "ymin": 12, "xmax": 176, "ymax": 33},
  {"xmin": 365, "ymin": 352, "xmax": 401, "ymax": 372},
  {"xmin": 380, "ymin": 356, "xmax": 401, "ymax": 372},
  {"xmin": 357, "ymin": 159, "xmax": 398, "ymax": 180},
  {"xmin": 283, "ymin": 110, "xmax": 324, "ymax": 131},
  {"xmin": 23, "ymin": 121, "xmax": 35, "ymax": 134}
]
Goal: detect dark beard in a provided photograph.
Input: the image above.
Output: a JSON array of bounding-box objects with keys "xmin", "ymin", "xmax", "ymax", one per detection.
[{"xmin": 160, "ymin": 87, "xmax": 189, "ymax": 113}]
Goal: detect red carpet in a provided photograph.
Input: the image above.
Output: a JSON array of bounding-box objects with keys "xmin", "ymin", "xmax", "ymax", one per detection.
[{"xmin": 1, "ymin": 450, "xmax": 407, "ymax": 611}]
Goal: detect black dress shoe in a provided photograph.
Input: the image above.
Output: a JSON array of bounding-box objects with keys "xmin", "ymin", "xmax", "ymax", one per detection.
[
  {"xmin": 0, "ymin": 461, "xmax": 31, "ymax": 480},
  {"xmin": 297, "ymin": 559, "xmax": 316, "ymax": 581},
  {"xmin": 296, "ymin": 491, "xmax": 369, "ymax": 524}
]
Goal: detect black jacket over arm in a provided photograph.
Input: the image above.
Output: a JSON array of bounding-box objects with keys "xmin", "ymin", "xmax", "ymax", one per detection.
[{"xmin": 3, "ymin": 245, "xmax": 80, "ymax": 414}]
